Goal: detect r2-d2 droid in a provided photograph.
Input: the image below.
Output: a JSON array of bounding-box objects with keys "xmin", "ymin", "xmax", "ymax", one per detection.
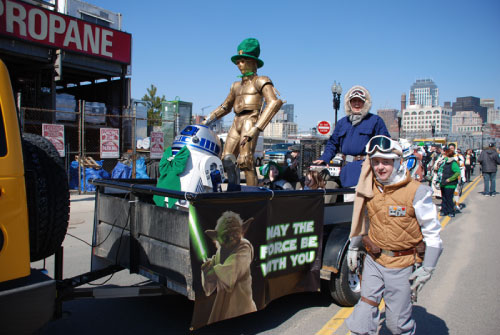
[{"xmin": 172, "ymin": 125, "xmax": 224, "ymax": 198}]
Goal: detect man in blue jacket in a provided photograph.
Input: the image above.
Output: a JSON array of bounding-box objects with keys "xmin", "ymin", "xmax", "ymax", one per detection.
[{"xmin": 313, "ymin": 85, "xmax": 390, "ymax": 190}]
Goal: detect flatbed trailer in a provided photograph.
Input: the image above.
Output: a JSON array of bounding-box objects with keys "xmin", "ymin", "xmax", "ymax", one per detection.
[{"xmin": 88, "ymin": 179, "xmax": 361, "ymax": 329}]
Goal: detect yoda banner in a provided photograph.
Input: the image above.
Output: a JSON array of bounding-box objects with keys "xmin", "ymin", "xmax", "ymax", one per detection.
[{"xmin": 188, "ymin": 193, "xmax": 324, "ymax": 329}]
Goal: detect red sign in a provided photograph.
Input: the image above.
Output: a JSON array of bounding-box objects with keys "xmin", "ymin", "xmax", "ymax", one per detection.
[
  {"xmin": 317, "ymin": 121, "xmax": 331, "ymax": 135},
  {"xmin": 100, "ymin": 128, "xmax": 119, "ymax": 158},
  {"xmin": 150, "ymin": 131, "xmax": 164, "ymax": 159},
  {"xmin": 42, "ymin": 123, "xmax": 65, "ymax": 157},
  {"xmin": 0, "ymin": 0, "xmax": 131, "ymax": 64}
]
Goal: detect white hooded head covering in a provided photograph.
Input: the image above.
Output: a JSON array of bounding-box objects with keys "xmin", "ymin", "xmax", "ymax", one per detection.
[
  {"xmin": 344, "ymin": 85, "xmax": 372, "ymax": 126},
  {"xmin": 366, "ymin": 137, "xmax": 406, "ymax": 185}
]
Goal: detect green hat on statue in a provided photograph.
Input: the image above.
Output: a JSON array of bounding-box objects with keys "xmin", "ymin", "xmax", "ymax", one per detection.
[{"xmin": 231, "ymin": 38, "xmax": 264, "ymax": 68}]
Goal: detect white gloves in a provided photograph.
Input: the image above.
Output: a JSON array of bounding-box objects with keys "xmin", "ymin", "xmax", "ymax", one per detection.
[
  {"xmin": 347, "ymin": 247, "xmax": 359, "ymax": 272},
  {"xmin": 409, "ymin": 266, "xmax": 434, "ymax": 293},
  {"xmin": 347, "ymin": 236, "xmax": 363, "ymax": 272}
]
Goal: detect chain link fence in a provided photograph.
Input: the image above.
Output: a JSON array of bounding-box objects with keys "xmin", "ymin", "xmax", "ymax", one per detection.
[{"xmin": 20, "ymin": 101, "xmax": 177, "ymax": 193}]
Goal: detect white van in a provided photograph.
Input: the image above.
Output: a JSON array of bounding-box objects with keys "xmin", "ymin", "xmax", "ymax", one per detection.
[{"xmin": 218, "ymin": 133, "xmax": 264, "ymax": 166}]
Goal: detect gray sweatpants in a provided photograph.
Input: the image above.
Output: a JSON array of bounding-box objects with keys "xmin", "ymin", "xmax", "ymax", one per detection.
[{"xmin": 346, "ymin": 255, "xmax": 416, "ymax": 335}]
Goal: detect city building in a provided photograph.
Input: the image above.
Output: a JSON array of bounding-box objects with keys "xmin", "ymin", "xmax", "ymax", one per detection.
[
  {"xmin": 60, "ymin": 0, "xmax": 122, "ymax": 30},
  {"xmin": 452, "ymin": 111, "xmax": 483, "ymax": 133},
  {"xmin": 401, "ymin": 105, "xmax": 452, "ymax": 138},
  {"xmin": 487, "ymin": 109, "xmax": 500, "ymax": 125},
  {"xmin": 263, "ymin": 122, "xmax": 298, "ymax": 139},
  {"xmin": 192, "ymin": 115, "xmax": 205, "ymax": 125},
  {"xmin": 401, "ymin": 79, "xmax": 452, "ymax": 138},
  {"xmin": 480, "ymin": 124, "xmax": 500, "ymax": 148},
  {"xmin": 481, "ymin": 99, "xmax": 500, "ymax": 124},
  {"xmin": 281, "ymin": 104, "xmax": 295, "ymax": 123},
  {"xmin": 452, "ymin": 96, "xmax": 487, "ymax": 122},
  {"xmin": 377, "ymin": 108, "xmax": 399, "ymax": 138},
  {"xmin": 262, "ymin": 104, "xmax": 298, "ymax": 139},
  {"xmin": 410, "ymin": 79, "xmax": 439, "ymax": 107},
  {"xmin": 210, "ymin": 118, "xmax": 224, "ymax": 134},
  {"xmin": 480, "ymin": 99, "xmax": 495, "ymax": 109},
  {"xmin": 273, "ymin": 110, "xmax": 288, "ymax": 122}
]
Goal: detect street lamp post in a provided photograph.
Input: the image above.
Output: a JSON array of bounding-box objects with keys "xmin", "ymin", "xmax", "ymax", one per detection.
[
  {"xmin": 200, "ymin": 105, "xmax": 212, "ymax": 128},
  {"xmin": 481, "ymin": 123, "xmax": 486, "ymax": 149},
  {"xmin": 397, "ymin": 111, "xmax": 402, "ymax": 139},
  {"xmin": 331, "ymin": 81, "xmax": 342, "ymax": 125},
  {"xmin": 201, "ymin": 105, "xmax": 212, "ymax": 116}
]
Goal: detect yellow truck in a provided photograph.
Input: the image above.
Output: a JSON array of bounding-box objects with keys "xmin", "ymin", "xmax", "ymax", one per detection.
[{"xmin": 0, "ymin": 59, "xmax": 70, "ymax": 333}]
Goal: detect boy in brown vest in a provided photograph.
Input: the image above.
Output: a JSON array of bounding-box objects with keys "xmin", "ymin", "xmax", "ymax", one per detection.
[{"xmin": 346, "ymin": 135, "xmax": 443, "ymax": 335}]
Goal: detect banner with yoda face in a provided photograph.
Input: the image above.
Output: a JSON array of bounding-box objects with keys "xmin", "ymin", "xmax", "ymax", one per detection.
[{"xmin": 188, "ymin": 193, "xmax": 324, "ymax": 329}]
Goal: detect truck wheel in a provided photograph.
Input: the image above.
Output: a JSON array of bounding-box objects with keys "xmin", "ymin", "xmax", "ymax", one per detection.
[
  {"xmin": 329, "ymin": 252, "xmax": 363, "ymax": 306},
  {"xmin": 22, "ymin": 133, "xmax": 70, "ymax": 262}
]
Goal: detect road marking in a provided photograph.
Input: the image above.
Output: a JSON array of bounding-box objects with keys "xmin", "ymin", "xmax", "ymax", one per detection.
[
  {"xmin": 460, "ymin": 175, "xmax": 481, "ymax": 201},
  {"xmin": 438, "ymin": 174, "xmax": 480, "ymax": 220},
  {"xmin": 461, "ymin": 175, "xmax": 480, "ymax": 193},
  {"xmin": 315, "ymin": 307, "xmax": 353, "ymax": 335},
  {"xmin": 316, "ymin": 174, "xmax": 482, "ymax": 335},
  {"xmin": 441, "ymin": 175, "xmax": 481, "ymax": 229}
]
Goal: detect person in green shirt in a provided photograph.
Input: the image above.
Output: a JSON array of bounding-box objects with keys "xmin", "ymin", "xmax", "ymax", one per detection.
[{"xmin": 439, "ymin": 147, "xmax": 461, "ymax": 217}]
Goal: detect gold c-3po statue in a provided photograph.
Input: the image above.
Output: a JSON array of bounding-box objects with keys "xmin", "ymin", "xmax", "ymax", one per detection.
[{"xmin": 203, "ymin": 38, "xmax": 283, "ymax": 186}]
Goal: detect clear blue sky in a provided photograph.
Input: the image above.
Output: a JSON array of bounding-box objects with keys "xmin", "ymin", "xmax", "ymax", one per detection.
[{"xmin": 92, "ymin": 0, "xmax": 500, "ymax": 130}]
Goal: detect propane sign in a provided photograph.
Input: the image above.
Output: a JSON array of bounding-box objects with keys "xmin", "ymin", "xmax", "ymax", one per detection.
[
  {"xmin": 317, "ymin": 121, "xmax": 331, "ymax": 135},
  {"xmin": 42, "ymin": 123, "xmax": 65, "ymax": 157},
  {"xmin": 0, "ymin": 0, "xmax": 132, "ymax": 64},
  {"xmin": 150, "ymin": 131, "xmax": 164, "ymax": 159},
  {"xmin": 100, "ymin": 128, "xmax": 119, "ymax": 158}
]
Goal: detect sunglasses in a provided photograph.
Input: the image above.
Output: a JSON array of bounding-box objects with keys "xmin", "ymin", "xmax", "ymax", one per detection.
[{"xmin": 366, "ymin": 136, "xmax": 395, "ymax": 154}]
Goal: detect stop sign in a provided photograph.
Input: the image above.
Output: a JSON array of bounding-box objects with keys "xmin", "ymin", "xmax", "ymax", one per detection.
[{"xmin": 317, "ymin": 121, "xmax": 331, "ymax": 135}]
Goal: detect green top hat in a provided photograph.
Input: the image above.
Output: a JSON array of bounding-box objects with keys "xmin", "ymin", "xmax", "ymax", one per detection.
[{"xmin": 231, "ymin": 38, "xmax": 264, "ymax": 68}]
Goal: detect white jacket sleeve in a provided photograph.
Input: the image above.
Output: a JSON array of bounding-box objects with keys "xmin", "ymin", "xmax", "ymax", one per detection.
[{"xmin": 413, "ymin": 185, "xmax": 442, "ymax": 249}]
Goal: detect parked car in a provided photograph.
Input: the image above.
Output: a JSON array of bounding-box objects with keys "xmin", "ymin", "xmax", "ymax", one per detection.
[{"xmin": 263, "ymin": 142, "xmax": 295, "ymax": 166}]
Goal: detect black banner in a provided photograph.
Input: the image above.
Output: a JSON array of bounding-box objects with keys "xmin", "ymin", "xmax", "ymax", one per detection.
[{"xmin": 188, "ymin": 193, "xmax": 324, "ymax": 329}]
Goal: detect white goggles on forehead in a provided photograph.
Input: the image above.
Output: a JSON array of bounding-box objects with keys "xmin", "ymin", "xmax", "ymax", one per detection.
[
  {"xmin": 348, "ymin": 89, "xmax": 366, "ymax": 102},
  {"xmin": 366, "ymin": 135, "xmax": 402, "ymax": 156}
]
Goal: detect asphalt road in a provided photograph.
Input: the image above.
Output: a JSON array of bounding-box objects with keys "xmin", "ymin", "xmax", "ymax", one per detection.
[{"xmin": 37, "ymin": 172, "xmax": 500, "ymax": 335}]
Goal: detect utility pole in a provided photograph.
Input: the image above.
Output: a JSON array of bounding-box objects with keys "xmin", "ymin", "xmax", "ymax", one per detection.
[
  {"xmin": 201, "ymin": 105, "xmax": 212, "ymax": 116},
  {"xmin": 200, "ymin": 105, "xmax": 212, "ymax": 127}
]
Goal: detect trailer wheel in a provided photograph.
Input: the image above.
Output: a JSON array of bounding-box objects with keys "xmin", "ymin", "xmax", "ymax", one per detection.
[
  {"xmin": 22, "ymin": 133, "xmax": 70, "ymax": 262},
  {"xmin": 329, "ymin": 251, "xmax": 363, "ymax": 306}
]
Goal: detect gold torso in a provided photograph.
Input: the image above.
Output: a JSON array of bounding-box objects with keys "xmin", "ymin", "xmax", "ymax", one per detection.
[
  {"xmin": 203, "ymin": 72, "xmax": 282, "ymax": 185},
  {"xmin": 231, "ymin": 76, "xmax": 269, "ymax": 113}
]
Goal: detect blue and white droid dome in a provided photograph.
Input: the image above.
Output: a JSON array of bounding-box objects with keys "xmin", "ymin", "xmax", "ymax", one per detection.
[{"xmin": 172, "ymin": 125, "xmax": 221, "ymax": 157}]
